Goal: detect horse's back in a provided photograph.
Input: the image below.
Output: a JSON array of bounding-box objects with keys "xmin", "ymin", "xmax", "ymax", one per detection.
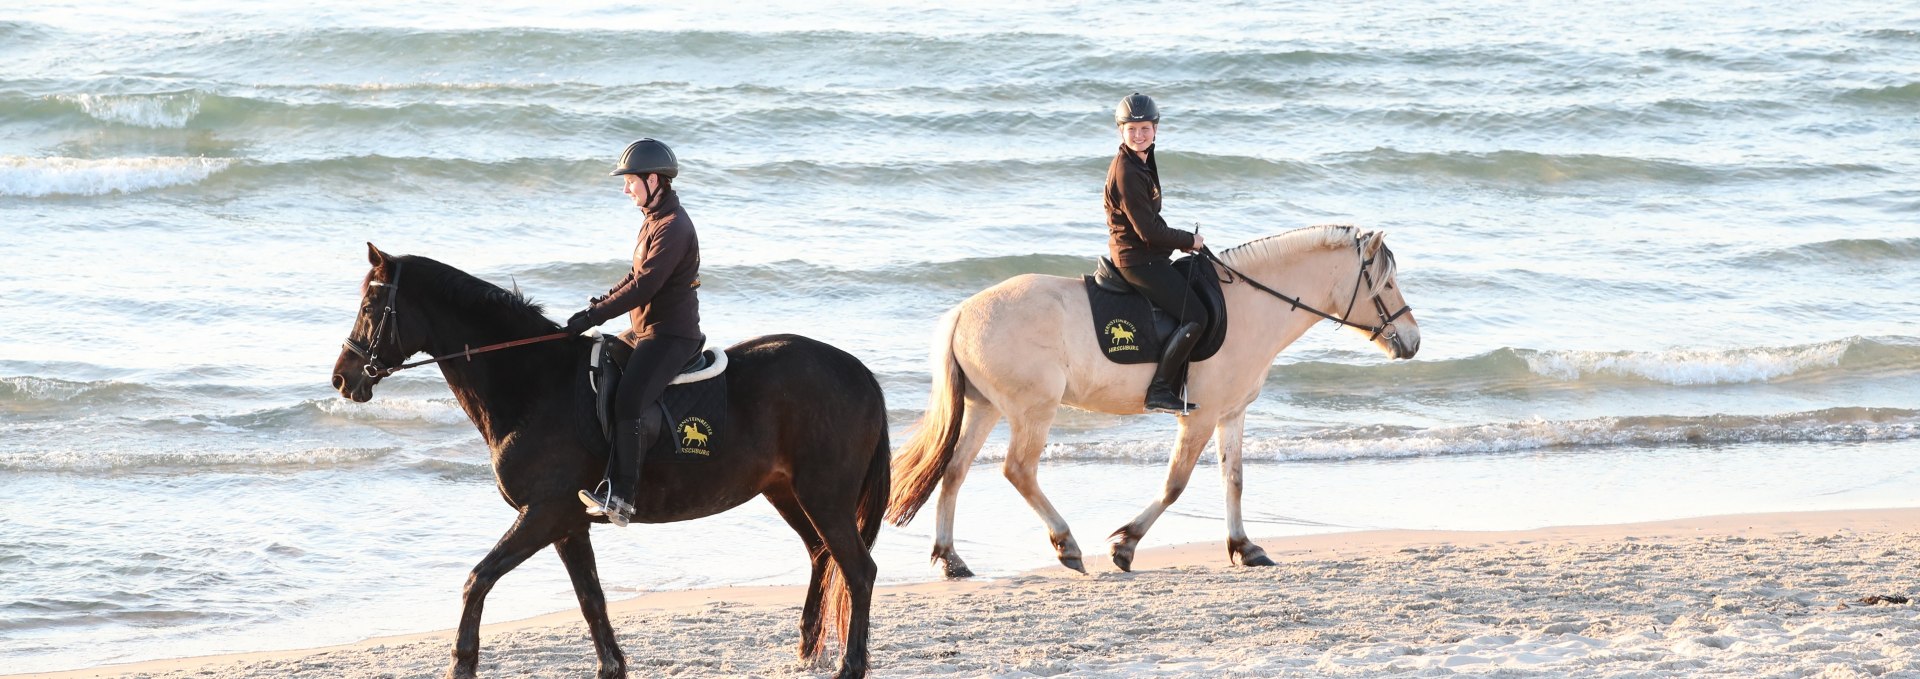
[{"xmin": 951, "ymin": 273, "xmax": 1144, "ymax": 413}]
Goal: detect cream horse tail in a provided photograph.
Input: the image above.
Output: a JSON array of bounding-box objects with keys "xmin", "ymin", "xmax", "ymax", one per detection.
[{"xmin": 886, "ymin": 305, "xmax": 967, "ymax": 526}]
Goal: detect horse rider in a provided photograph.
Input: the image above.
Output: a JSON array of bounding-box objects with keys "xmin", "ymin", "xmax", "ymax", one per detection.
[
  {"xmin": 564, "ymin": 138, "xmax": 706, "ymax": 527},
  {"xmin": 1104, "ymin": 92, "xmax": 1208, "ymax": 414}
]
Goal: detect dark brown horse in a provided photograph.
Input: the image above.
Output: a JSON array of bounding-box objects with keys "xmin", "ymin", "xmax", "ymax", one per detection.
[{"xmin": 330, "ymin": 244, "xmax": 887, "ymax": 679}]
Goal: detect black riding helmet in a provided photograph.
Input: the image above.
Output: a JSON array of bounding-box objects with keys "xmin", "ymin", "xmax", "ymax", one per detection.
[
  {"xmin": 610, "ymin": 138, "xmax": 679, "ymax": 178},
  {"xmin": 1114, "ymin": 93, "xmax": 1159, "ymax": 126}
]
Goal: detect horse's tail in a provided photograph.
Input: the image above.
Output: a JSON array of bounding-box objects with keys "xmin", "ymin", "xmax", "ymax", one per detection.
[
  {"xmin": 886, "ymin": 306, "xmax": 966, "ymax": 526},
  {"xmin": 814, "ymin": 371, "xmax": 891, "ymax": 653}
]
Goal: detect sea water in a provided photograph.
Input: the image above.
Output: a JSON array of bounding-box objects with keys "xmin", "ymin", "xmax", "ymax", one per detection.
[{"xmin": 2, "ymin": 0, "xmax": 1917, "ymax": 672}]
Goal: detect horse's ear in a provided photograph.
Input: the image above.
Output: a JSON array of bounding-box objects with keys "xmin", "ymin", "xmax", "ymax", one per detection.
[
  {"xmin": 367, "ymin": 242, "xmax": 386, "ymax": 267},
  {"xmin": 1361, "ymin": 230, "xmax": 1385, "ymax": 257}
]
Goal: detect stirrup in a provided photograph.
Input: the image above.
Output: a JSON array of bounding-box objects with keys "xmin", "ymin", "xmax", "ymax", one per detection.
[
  {"xmin": 578, "ymin": 485, "xmax": 632, "ymax": 528},
  {"xmin": 1145, "ymin": 384, "xmax": 1198, "ymax": 416},
  {"xmin": 1145, "ymin": 400, "xmax": 1199, "ymax": 416}
]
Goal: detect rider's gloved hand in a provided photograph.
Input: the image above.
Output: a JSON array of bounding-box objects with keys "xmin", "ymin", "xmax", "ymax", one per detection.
[{"xmin": 564, "ymin": 309, "xmax": 597, "ymax": 335}]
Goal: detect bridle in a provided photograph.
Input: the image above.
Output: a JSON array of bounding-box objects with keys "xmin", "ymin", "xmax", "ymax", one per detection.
[
  {"xmin": 342, "ymin": 259, "xmax": 568, "ymax": 378},
  {"xmin": 1202, "ymin": 234, "xmax": 1413, "ymax": 351},
  {"xmin": 343, "ymin": 261, "xmax": 406, "ymax": 378}
]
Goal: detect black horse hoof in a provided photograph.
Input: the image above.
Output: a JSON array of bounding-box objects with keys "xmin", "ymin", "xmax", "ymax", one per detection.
[
  {"xmin": 1110, "ymin": 551, "xmax": 1134, "ymax": 572},
  {"xmin": 1243, "ymin": 553, "xmax": 1277, "ymax": 567},
  {"xmin": 939, "ymin": 559, "xmax": 974, "ymax": 579},
  {"xmin": 1058, "ymin": 555, "xmax": 1087, "ymax": 573}
]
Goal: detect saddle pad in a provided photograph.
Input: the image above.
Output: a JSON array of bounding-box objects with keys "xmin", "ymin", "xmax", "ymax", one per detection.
[
  {"xmin": 657, "ymin": 374, "xmax": 729, "ymax": 462},
  {"xmin": 1082, "ymin": 275, "xmax": 1161, "ymax": 364}
]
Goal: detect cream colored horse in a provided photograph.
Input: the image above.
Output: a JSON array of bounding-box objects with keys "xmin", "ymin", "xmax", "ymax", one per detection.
[{"xmin": 887, "ymin": 225, "xmax": 1420, "ymax": 576}]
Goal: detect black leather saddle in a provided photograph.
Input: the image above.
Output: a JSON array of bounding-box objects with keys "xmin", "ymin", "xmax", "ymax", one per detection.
[
  {"xmin": 588, "ymin": 335, "xmax": 726, "ymax": 444},
  {"xmin": 1084, "ymin": 255, "xmax": 1228, "ymax": 364}
]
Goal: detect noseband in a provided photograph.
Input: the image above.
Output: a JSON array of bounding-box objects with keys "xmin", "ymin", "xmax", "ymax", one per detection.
[
  {"xmin": 1204, "ymin": 235, "xmax": 1412, "ymax": 348},
  {"xmin": 1338, "ymin": 237, "xmax": 1414, "ymax": 349},
  {"xmin": 342, "ymin": 261, "xmax": 404, "ymax": 378}
]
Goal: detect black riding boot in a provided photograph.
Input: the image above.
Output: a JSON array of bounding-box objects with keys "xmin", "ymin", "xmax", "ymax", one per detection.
[
  {"xmin": 580, "ymin": 410, "xmax": 660, "ymax": 527},
  {"xmin": 1145, "ymin": 322, "xmax": 1202, "ymax": 414}
]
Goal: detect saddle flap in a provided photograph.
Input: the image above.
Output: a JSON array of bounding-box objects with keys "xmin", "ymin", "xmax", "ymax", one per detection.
[{"xmin": 1091, "ymin": 256, "xmax": 1134, "ymax": 294}]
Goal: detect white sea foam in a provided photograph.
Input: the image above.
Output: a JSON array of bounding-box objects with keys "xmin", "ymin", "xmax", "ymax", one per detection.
[
  {"xmin": 58, "ymin": 92, "xmax": 201, "ymax": 128},
  {"xmin": 1019, "ymin": 410, "xmax": 1920, "ymax": 463},
  {"xmin": 312, "ymin": 396, "xmax": 473, "ymax": 426},
  {"xmin": 0, "ymin": 156, "xmax": 231, "ymax": 197},
  {"xmin": 0, "ymin": 446, "xmax": 394, "ymax": 472},
  {"xmin": 1521, "ymin": 342, "xmax": 1851, "ymax": 385}
]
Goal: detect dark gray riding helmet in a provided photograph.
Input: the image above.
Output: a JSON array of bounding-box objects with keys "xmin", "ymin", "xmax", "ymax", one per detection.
[
  {"xmin": 610, "ymin": 138, "xmax": 679, "ymax": 177},
  {"xmin": 1114, "ymin": 93, "xmax": 1159, "ymax": 125}
]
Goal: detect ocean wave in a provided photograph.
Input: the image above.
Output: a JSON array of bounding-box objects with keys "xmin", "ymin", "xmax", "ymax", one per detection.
[
  {"xmin": 1731, "ymin": 237, "xmax": 1920, "ymax": 268},
  {"xmin": 1838, "ymin": 82, "xmax": 1920, "ymax": 105},
  {"xmin": 1020, "ymin": 407, "xmax": 1920, "ymax": 463},
  {"xmin": 310, "ymin": 396, "xmax": 472, "ymax": 426},
  {"xmin": 1858, "ymin": 28, "xmax": 1920, "ymax": 42},
  {"xmin": 55, "ymin": 92, "xmax": 202, "ymax": 128},
  {"xmin": 0, "ymin": 376, "xmax": 169, "ymax": 411},
  {"xmin": 19, "ymin": 144, "xmax": 1866, "ymax": 200},
  {"xmin": 0, "ymin": 156, "xmax": 231, "ymax": 197},
  {"xmin": 0, "ymin": 446, "xmax": 397, "ymax": 472},
  {"xmin": 1267, "ymin": 337, "xmax": 1920, "ymax": 390},
  {"xmin": 512, "ymin": 253, "xmax": 1100, "ymax": 297},
  {"xmin": 1515, "ymin": 340, "xmax": 1908, "ymax": 386},
  {"xmin": 1321, "ymin": 147, "xmax": 1887, "ymax": 186}
]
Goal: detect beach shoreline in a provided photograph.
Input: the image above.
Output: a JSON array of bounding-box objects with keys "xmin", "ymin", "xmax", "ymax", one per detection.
[{"xmin": 18, "ymin": 506, "xmax": 1919, "ymax": 678}]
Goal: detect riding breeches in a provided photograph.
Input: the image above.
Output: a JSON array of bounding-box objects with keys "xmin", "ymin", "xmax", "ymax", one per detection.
[
  {"xmin": 1117, "ymin": 259, "xmax": 1209, "ymax": 329},
  {"xmin": 616, "ymin": 334, "xmax": 705, "ymax": 421}
]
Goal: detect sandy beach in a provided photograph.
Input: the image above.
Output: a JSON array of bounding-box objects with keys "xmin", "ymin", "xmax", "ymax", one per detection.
[{"xmin": 15, "ymin": 507, "xmax": 1916, "ymax": 678}]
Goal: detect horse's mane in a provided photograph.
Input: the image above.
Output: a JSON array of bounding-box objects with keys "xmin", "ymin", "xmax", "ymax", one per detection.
[
  {"xmin": 395, "ymin": 255, "xmax": 555, "ymax": 333},
  {"xmin": 1220, "ymin": 224, "xmax": 1396, "ymax": 294}
]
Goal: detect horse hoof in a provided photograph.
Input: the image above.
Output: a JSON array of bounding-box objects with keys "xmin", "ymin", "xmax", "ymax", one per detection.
[
  {"xmin": 1110, "ymin": 550, "xmax": 1134, "ymax": 572},
  {"xmin": 1058, "ymin": 555, "xmax": 1087, "ymax": 574},
  {"xmin": 939, "ymin": 560, "xmax": 974, "ymax": 579},
  {"xmin": 1243, "ymin": 553, "xmax": 1277, "ymax": 567}
]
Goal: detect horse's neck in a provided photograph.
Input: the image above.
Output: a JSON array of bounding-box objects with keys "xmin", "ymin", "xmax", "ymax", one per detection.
[
  {"xmin": 1223, "ymin": 246, "xmax": 1354, "ymax": 360},
  {"xmin": 420, "ymin": 313, "xmax": 567, "ymax": 445}
]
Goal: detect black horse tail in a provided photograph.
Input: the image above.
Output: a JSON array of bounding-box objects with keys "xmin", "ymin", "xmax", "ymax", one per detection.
[
  {"xmin": 817, "ymin": 370, "xmax": 892, "ymax": 652},
  {"xmin": 886, "ymin": 306, "xmax": 966, "ymax": 526}
]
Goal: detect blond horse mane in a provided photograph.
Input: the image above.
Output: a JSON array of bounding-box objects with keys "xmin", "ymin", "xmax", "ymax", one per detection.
[{"xmin": 1220, "ymin": 224, "xmax": 1397, "ymax": 295}]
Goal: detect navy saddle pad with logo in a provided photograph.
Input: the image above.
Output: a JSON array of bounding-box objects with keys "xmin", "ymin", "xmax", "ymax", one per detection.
[
  {"xmin": 1081, "ymin": 255, "xmax": 1228, "ymax": 365},
  {"xmin": 589, "ymin": 336, "xmax": 730, "ymax": 461}
]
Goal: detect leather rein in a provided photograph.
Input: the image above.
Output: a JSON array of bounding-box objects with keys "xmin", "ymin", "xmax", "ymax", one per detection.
[
  {"xmin": 342, "ymin": 260, "xmax": 570, "ymax": 378},
  {"xmin": 1201, "ymin": 235, "xmax": 1412, "ymax": 343}
]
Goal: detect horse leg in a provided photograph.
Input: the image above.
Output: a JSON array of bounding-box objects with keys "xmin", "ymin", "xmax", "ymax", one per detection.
[
  {"xmin": 765, "ymin": 488, "xmax": 831, "ymax": 660},
  {"xmin": 552, "ymin": 524, "xmax": 629, "ymax": 678},
  {"xmin": 1216, "ymin": 410, "xmax": 1275, "ymax": 567},
  {"xmin": 450, "ymin": 504, "xmax": 575, "ymax": 679},
  {"xmin": 1001, "ymin": 406, "xmax": 1084, "ymax": 573},
  {"xmin": 931, "ymin": 398, "xmax": 999, "ymax": 578},
  {"xmin": 1108, "ymin": 417, "xmax": 1215, "ymax": 572},
  {"xmin": 794, "ymin": 490, "xmax": 877, "ymax": 679}
]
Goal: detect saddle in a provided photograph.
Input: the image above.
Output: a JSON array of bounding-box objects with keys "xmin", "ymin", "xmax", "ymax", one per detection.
[
  {"xmin": 587, "ymin": 334, "xmax": 731, "ymax": 460},
  {"xmin": 1083, "ymin": 255, "xmax": 1228, "ymax": 365}
]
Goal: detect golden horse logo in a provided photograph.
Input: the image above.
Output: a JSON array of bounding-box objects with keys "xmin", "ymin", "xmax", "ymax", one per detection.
[
  {"xmin": 1103, "ymin": 319, "xmax": 1139, "ymax": 352},
  {"xmin": 681, "ymin": 423, "xmax": 709, "ymax": 447},
  {"xmin": 677, "ymin": 416, "xmax": 713, "ymax": 455}
]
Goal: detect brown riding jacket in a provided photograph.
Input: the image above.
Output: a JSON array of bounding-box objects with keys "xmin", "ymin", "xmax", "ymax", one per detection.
[
  {"xmin": 584, "ymin": 189, "xmax": 702, "ymax": 340},
  {"xmin": 1103, "ymin": 143, "xmax": 1195, "ymax": 267}
]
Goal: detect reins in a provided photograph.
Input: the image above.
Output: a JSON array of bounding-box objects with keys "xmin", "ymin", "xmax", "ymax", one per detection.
[
  {"xmin": 383, "ymin": 332, "xmax": 573, "ymax": 375},
  {"xmin": 1199, "ymin": 236, "xmax": 1411, "ymax": 342},
  {"xmin": 344, "ymin": 259, "xmax": 574, "ymax": 377}
]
